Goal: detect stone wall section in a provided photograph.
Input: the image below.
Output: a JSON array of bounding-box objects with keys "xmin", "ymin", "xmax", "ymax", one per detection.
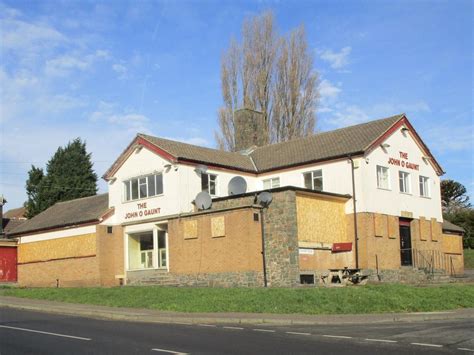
[{"xmin": 212, "ymin": 190, "xmax": 300, "ymax": 287}]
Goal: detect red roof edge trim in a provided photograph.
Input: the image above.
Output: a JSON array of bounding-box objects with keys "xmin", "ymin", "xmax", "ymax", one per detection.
[
  {"xmin": 366, "ymin": 115, "xmax": 444, "ymax": 176},
  {"xmin": 102, "ymin": 136, "xmax": 177, "ymax": 181}
]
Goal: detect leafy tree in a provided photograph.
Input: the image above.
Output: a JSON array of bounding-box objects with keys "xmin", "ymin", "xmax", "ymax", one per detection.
[
  {"xmin": 216, "ymin": 11, "xmax": 319, "ymax": 151},
  {"xmin": 441, "ymin": 179, "xmax": 470, "ymax": 213},
  {"xmin": 24, "ymin": 138, "xmax": 98, "ymax": 217},
  {"xmin": 24, "ymin": 166, "xmax": 45, "ymax": 218}
]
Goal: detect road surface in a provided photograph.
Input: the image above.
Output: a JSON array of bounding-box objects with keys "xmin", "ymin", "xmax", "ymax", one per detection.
[{"xmin": 1, "ymin": 308, "xmax": 473, "ymax": 354}]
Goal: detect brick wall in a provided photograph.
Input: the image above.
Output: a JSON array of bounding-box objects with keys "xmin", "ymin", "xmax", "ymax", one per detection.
[{"xmin": 96, "ymin": 225, "xmax": 125, "ymax": 286}]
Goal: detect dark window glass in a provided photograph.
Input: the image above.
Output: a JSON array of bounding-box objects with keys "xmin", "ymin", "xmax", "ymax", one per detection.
[
  {"xmin": 158, "ymin": 231, "xmax": 166, "ymax": 248},
  {"xmin": 156, "ymin": 174, "xmax": 163, "ymax": 195},
  {"xmin": 131, "ymin": 179, "xmax": 139, "ymax": 200},
  {"xmin": 148, "ymin": 175, "xmax": 156, "ymax": 196},
  {"xmin": 125, "ymin": 181, "xmax": 131, "ymax": 201},
  {"xmin": 201, "ymin": 174, "xmax": 209, "ymax": 192},
  {"xmin": 139, "ymin": 177, "xmax": 147, "ymax": 198}
]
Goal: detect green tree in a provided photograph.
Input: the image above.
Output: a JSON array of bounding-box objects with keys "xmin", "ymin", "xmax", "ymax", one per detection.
[
  {"xmin": 441, "ymin": 179, "xmax": 470, "ymax": 213},
  {"xmin": 24, "ymin": 166, "xmax": 45, "ymax": 218},
  {"xmin": 24, "ymin": 138, "xmax": 98, "ymax": 217}
]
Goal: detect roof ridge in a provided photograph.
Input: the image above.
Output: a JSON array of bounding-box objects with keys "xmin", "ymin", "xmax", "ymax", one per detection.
[
  {"xmin": 138, "ymin": 133, "xmax": 242, "ymax": 157},
  {"xmin": 251, "ymin": 113, "xmax": 405, "ymax": 153},
  {"xmin": 55, "ymin": 193, "xmax": 107, "ymax": 205}
]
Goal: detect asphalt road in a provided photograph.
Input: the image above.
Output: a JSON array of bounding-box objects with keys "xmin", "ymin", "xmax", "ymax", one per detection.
[{"xmin": 0, "ymin": 308, "xmax": 473, "ymax": 354}]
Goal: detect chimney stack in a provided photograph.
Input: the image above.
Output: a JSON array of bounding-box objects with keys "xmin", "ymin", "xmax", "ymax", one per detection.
[{"xmin": 234, "ymin": 108, "xmax": 266, "ymax": 152}]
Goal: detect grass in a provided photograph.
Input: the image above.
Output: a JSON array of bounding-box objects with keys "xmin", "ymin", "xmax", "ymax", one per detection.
[
  {"xmin": 1, "ymin": 284, "xmax": 473, "ymax": 315},
  {"xmin": 464, "ymin": 249, "xmax": 474, "ymax": 269}
]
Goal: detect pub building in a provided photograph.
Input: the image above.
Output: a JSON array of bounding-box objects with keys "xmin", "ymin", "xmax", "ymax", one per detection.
[{"xmin": 8, "ymin": 111, "xmax": 464, "ymax": 287}]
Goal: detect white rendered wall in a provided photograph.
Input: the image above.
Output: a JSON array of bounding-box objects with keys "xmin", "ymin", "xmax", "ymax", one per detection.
[{"xmin": 358, "ymin": 128, "xmax": 442, "ymax": 221}]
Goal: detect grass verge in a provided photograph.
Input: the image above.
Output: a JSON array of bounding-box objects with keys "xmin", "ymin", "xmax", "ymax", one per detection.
[
  {"xmin": 464, "ymin": 249, "xmax": 474, "ymax": 269},
  {"xmin": 1, "ymin": 284, "xmax": 473, "ymax": 315}
]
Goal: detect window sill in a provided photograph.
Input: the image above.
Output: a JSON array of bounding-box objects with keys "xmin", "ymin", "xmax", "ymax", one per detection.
[
  {"xmin": 377, "ymin": 187, "xmax": 392, "ymax": 191},
  {"xmin": 420, "ymin": 195, "xmax": 431, "ymax": 199},
  {"xmin": 399, "ymin": 192, "xmax": 412, "ymax": 196}
]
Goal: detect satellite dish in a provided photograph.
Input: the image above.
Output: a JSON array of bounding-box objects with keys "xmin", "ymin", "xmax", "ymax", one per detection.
[
  {"xmin": 257, "ymin": 191, "xmax": 272, "ymax": 207},
  {"xmin": 194, "ymin": 165, "xmax": 208, "ymax": 174},
  {"xmin": 195, "ymin": 191, "xmax": 212, "ymax": 210},
  {"xmin": 228, "ymin": 176, "xmax": 247, "ymax": 195}
]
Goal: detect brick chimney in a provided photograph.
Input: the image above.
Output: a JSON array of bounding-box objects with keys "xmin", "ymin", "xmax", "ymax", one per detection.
[{"xmin": 234, "ymin": 108, "xmax": 266, "ymax": 152}]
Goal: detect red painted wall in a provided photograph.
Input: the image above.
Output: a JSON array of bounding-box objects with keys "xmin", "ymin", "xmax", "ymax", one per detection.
[{"xmin": 0, "ymin": 247, "xmax": 17, "ymax": 282}]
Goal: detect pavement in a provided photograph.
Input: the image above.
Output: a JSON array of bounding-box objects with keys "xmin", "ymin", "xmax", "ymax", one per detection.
[{"xmin": 1, "ymin": 295, "xmax": 473, "ymax": 326}]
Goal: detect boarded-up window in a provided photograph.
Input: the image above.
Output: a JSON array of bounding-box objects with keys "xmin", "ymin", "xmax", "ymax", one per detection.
[
  {"xmin": 431, "ymin": 218, "xmax": 440, "ymax": 242},
  {"xmin": 419, "ymin": 217, "xmax": 429, "ymax": 241},
  {"xmin": 388, "ymin": 216, "xmax": 398, "ymax": 239},
  {"xmin": 211, "ymin": 216, "xmax": 225, "ymax": 238},
  {"xmin": 184, "ymin": 220, "xmax": 198, "ymax": 239},
  {"xmin": 374, "ymin": 214, "xmax": 388, "ymax": 238}
]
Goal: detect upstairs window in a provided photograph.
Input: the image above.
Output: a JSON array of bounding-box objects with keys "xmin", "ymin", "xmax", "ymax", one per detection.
[
  {"xmin": 201, "ymin": 173, "xmax": 217, "ymax": 195},
  {"xmin": 303, "ymin": 170, "xmax": 323, "ymax": 191},
  {"xmin": 124, "ymin": 173, "xmax": 163, "ymax": 201},
  {"xmin": 376, "ymin": 165, "xmax": 390, "ymax": 190},
  {"xmin": 399, "ymin": 171, "xmax": 411, "ymax": 194},
  {"xmin": 419, "ymin": 176, "xmax": 430, "ymax": 197},
  {"xmin": 263, "ymin": 177, "xmax": 280, "ymax": 189}
]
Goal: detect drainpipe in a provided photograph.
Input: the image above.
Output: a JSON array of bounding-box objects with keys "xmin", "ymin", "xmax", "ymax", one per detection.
[
  {"xmin": 348, "ymin": 156, "xmax": 359, "ymax": 269},
  {"xmin": 260, "ymin": 207, "xmax": 268, "ymax": 287}
]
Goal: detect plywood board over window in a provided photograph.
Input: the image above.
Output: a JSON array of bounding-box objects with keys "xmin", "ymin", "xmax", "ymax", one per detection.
[
  {"xmin": 431, "ymin": 218, "xmax": 440, "ymax": 242},
  {"xmin": 184, "ymin": 220, "xmax": 198, "ymax": 240},
  {"xmin": 211, "ymin": 216, "xmax": 225, "ymax": 238},
  {"xmin": 388, "ymin": 216, "xmax": 398, "ymax": 239},
  {"xmin": 419, "ymin": 217, "xmax": 429, "ymax": 241},
  {"xmin": 374, "ymin": 214, "xmax": 388, "ymax": 238}
]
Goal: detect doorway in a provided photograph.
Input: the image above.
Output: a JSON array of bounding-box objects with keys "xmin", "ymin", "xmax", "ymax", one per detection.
[{"xmin": 399, "ymin": 219, "xmax": 412, "ymax": 266}]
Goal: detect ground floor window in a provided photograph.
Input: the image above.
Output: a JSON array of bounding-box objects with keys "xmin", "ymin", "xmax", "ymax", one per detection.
[{"xmin": 127, "ymin": 229, "xmax": 167, "ymax": 270}]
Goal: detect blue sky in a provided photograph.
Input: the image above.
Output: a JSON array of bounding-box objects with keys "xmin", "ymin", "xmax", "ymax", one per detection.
[{"xmin": 1, "ymin": 0, "xmax": 472, "ymax": 209}]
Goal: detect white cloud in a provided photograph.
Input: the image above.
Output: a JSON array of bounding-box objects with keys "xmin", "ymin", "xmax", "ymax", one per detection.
[
  {"xmin": 425, "ymin": 124, "xmax": 473, "ymax": 153},
  {"xmin": 89, "ymin": 101, "xmax": 150, "ymax": 132},
  {"xmin": 112, "ymin": 63, "xmax": 128, "ymax": 79},
  {"xmin": 320, "ymin": 46, "xmax": 352, "ymax": 69},
  {"xmin": 322, "ymin": 100, "xmax": 432, "ymax": 128},
  {"xmin": 319, "ymin": 79, "xmax": 341, "ymax": 102},
  {"xmin": 45, "ymin": 50, "xmax": 110, "ymax": 76}
]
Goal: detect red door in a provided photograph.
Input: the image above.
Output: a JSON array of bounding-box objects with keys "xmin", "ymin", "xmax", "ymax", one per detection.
[{"xmin": 0, "ymin": 247, "xmax": 17, "ymax": 282}]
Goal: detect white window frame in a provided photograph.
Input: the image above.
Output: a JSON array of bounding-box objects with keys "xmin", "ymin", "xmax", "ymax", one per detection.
[
  {"xmin": 399, "ymin": 171, "xmax": 411, "ymax": 194},
  {"xmin": 303, "ymin": 170, "xmax": 323, "ymax": 191},
  {"xmin": 123, "ymin": 173, "xmax": 163, "ymax": 202},
  {"xmin": 263, "ymin": 177, "xmax": 280, "ymax": 189},
  {"xmin": 376, "ymin": 165, "xmax": 391, "ymax": 190},
  {"xmin": 201, "ymin": 173, "xmax": 217, "ymax": 196},
  {"xmin": 419, "ymin": 175, "xmax": 430, "ymax": 198}
]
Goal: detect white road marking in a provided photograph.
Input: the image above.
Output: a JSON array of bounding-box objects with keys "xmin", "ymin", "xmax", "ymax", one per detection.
[
  {"xmin": 0, "ymin": 325, "xmax": 91, "ymax": 341},
  {"xmin": 323, "ymin": 335, "xmax": 353, "ymax": 339},
  {"xmin": 411, "ymin": 343, "xmax": 443, "ymax": 348},
  {"xmin": 253, "ymin": 329, "xmax": 275, "ymax": 333},
  {"xmin": 365, "ymin": 339, "xmax": 398, "ymax": 343},
  {"xmin": 457, "ymin": 348, "xmax": 474, "ymax": 352},
  {"xmin": 197, "ymin": 324, "xmax": 216, "ymax": 327},
  {"xmin": 286, "ymin": 331, "xmax": 311, "ymax": 336},
  {"xmin": 223, "ymin": 326, "xmax": 244, "ymax": 330},
  {"xmin": 151, "ymin": 348, "xmax": 189, "ymax": 354}
]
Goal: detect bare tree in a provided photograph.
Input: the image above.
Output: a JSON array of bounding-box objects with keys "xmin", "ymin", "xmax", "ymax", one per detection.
[
  {"xmin": 215, "ymin": 11, "xmax": 318, "ymax": 151},
  {"xmin": 272, "ymin": 27, "xmax": 318, "ymax": 142}
]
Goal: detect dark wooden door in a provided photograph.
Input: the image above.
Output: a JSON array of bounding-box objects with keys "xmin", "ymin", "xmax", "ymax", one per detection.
[{"xmin": 399, "ymin": 225, "xmax": 412, "ymax": 266}]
